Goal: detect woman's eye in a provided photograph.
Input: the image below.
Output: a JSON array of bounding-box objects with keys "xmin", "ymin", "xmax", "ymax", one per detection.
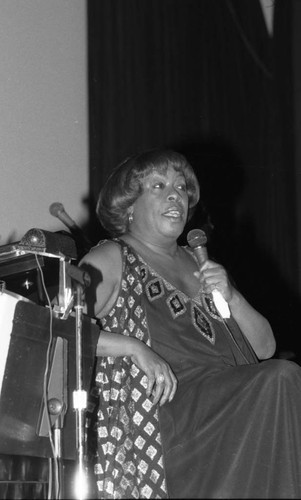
[
  {"xmin": 153, "ymin": 182, "xmax": 165, "ymax": 189},
  {"xmin": 177, "ymin": 184, "xmax": 187, "ymax": 191}
]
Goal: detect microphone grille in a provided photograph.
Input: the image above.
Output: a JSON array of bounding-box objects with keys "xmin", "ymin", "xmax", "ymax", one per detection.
[
  {"xmin": 187, "ymin": 229, "xmax": 207, "ymax": 249},
  {"xmin": 49, "ymin": 202, "xmax": 64, "ymax": 217}
]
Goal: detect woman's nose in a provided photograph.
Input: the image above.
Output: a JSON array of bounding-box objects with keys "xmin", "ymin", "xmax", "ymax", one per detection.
[{"xmin": 167, "ymin": 188, "xmax": 179, "ymax": 201}]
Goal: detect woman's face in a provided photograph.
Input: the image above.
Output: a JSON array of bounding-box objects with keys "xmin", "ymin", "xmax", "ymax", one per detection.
[{"xmin": 129, "ymin": 166, "xmax": 189, "ymax": 243}]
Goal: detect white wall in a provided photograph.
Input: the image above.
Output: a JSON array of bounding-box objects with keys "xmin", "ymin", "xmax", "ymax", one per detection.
[{"xmin": 0, "ymin": 0, "xmax": 89, "ymax": 245}]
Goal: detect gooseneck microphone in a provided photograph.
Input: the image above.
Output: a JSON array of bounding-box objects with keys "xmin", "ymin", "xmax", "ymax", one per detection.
[
  {"xmin": 187, "ymin": 228, "xmax": 230, "ymax": 318},
  {"xmin": 49, "ymin": 202, "xmax": 81, "ymax": 232},
  {"xmin": 49, "ymin": 202, "xmax": 92, "ymax": 257}
]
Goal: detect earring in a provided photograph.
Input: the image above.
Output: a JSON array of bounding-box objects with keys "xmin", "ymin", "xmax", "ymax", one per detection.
[{"xmin": 128, "ymin": 212, "xmax": 133, "ymax": 224}]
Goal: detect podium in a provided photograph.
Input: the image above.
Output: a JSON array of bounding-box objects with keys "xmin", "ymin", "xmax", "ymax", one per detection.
[{"xmin": 0, "ymin": 291, "xmax": 99, "ymax": 497}]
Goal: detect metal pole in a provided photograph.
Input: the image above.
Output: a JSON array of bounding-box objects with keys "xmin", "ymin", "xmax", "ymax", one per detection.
[{"xmin": 73, "ymin": 283, "xmax": 88, "ymax": 500}]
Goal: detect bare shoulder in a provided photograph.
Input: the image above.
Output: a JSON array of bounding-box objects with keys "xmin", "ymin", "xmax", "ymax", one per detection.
[
  {"xmin": 80, "ymin": 240, "xmax": 122, "ymax": 271},
  {"xmin": 79, "ymin": 240, "xmax": 123, "ymax": 318}
]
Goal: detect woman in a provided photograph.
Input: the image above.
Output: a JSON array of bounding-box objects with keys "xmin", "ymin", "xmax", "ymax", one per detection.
[{"xmin": 80, "ymin": 149, "xmax": 301, "ymax": 498}]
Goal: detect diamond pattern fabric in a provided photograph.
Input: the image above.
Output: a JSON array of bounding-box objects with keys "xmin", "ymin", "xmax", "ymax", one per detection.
[{"xmin": 91, "ymin": 241, "xmax": 168, "ymax": 499}]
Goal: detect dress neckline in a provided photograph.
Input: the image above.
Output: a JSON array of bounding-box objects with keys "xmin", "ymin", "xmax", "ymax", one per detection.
[{"xmin": 117, "ymin": 237, "xmax": 203, "ymax": 305}]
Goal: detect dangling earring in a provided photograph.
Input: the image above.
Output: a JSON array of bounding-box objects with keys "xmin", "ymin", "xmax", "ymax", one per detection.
[{"xmin": 128, "ymin": 212, "xmax": 134, "ymax": 224}]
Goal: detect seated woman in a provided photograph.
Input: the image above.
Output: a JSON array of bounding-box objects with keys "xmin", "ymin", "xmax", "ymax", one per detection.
[{"xmin": 80, "ymin": 149, "xmax": 301, "ymax": 499}]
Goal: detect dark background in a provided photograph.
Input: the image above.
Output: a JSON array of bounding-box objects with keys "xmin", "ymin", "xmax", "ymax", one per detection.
[{"xmin": 86, "ymin": 0, "xmax": 301, "ymax": 361}]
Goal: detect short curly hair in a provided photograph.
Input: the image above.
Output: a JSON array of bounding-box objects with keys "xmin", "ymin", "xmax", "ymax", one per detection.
[{"xmin": 96, "ymin": 149, "xmax": 200, "ymax": 237}]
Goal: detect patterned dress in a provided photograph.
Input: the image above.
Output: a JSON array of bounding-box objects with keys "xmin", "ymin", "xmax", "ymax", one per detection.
[{"xmin": 90, "ymin": 239, "xmax": 301, "ymax": 499}]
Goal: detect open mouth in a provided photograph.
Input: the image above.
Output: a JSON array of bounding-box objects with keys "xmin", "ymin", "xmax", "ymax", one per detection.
[{"xmin": 163, "ymin": 207, "xmax": 184, "ymax": 219}]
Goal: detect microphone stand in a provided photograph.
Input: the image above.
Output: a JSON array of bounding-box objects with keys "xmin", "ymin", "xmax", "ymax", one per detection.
[{"xmin": 68, "ymin": 267, "xmax": 91, "ymax": 500}]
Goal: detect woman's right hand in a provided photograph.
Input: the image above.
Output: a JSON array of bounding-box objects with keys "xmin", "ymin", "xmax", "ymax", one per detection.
[
  {"xmin": 96, "ymin": 330, "xmax": 178, "ymax": 406},
  {"xmin": 130, "ymin": 340, "xmax": 178, "ymax": 406}
]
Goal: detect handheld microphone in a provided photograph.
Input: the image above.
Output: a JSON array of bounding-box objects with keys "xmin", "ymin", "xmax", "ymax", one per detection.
[
  {"xmin": 187, "ymin": 228, "xmax": 230, "ymax": 318},
  {"xmin": 49, "ymin": 202, "xmax": 92, "ymax": 256}
]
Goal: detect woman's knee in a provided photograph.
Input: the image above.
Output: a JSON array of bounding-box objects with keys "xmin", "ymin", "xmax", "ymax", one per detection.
[{"xmin": 260, "ymin": 358, "xmax": 301, "ymax": 382}]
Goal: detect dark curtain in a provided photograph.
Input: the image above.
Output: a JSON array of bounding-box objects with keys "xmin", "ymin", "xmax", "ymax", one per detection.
[{"xmin": 87, "ymin": 0, "xmax": 299, "ymax": 359}]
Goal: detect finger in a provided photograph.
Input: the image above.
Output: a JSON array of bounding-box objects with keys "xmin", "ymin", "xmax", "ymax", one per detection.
[
  {"xmin": 168, "ymin": 370, "xmax": 178, "ymax": 402},
  {"xmin": 202, "ymin": 275, "xmax": 224, "ymax": 291},
  {"xmin": 146, "ymin": 374, "xmax": 156, "ymax": 398},
  {"xmin": 202, "ymin": 271, "xmax": 223, "ymax": 285},
  {"xmin": 152, "ymin": 374, "xmax": 165, "ymax": 405},
  {"xmin": 159, "ymin": 377, "xmax": 172, "ymax": 406},
  {"xmin": 207, "ymin": 282, "xmax": 222, "ymax": 294},
  {"xmin": 159, "ymin": 371, "xmax": 177, "ymax": 406}
]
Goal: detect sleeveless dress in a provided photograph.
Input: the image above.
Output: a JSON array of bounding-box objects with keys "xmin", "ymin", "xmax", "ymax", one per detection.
[{"xmin": 91, "ymin": 239, "xmax": 301, "ymax": 499}]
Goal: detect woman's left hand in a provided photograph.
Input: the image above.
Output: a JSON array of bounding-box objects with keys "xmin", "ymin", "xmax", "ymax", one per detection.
[{"xmin": 194, "ymin": 260, "xmax": 234, "ymax": 303}]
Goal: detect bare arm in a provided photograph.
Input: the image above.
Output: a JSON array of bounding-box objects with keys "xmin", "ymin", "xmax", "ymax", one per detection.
[
  {"xmin": 96, "ymin": 330, "xmax": 177, "ymax": 405},
  {"xmin": 79, "ymin": 241, "xmax": 122, "ymax": 319},
  {"xmin": 227, "ymin": 288, "xmax": 276, "ymax": 359},
  {"xmin": 79, "ymin": 241, "xmax": 177, "ymax": 404},
  {"xmin": 198, "ymin": 260, "xmax": 276, "ymax": 360}
]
